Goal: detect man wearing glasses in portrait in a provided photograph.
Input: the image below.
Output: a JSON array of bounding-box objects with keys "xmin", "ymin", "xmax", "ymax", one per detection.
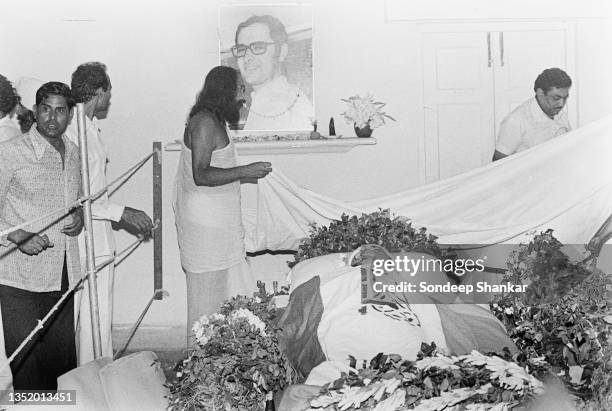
[{"xmin": 232, "ymin": 14, "xmax": 314, "ymax": 131}]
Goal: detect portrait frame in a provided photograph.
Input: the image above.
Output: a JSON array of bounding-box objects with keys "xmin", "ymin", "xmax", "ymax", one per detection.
[{"xmin": 219, "ymin": 3, "xmax": 315, "ymax": 135}]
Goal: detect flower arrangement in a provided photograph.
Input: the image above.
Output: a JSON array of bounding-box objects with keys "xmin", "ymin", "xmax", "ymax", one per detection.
[
  {"xmin": 289, "ymin": 209, "xmax": 443, "ymax": 268},
  {"xmin": 308, "ymin": 343, "xmax": 545, "ymax": 410},
  {"xmin": 167, "ymin": 291, "xmax": 298, "ymax": 411},
  {"xmin": 341, "ymin": 94, "xmax": 396, "ymax": 129}
]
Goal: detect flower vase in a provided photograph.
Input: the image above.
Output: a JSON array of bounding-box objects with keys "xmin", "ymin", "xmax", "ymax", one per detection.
[{"xmin": 354, "ymin": 123, "xmax": 373, "ymax": 138}]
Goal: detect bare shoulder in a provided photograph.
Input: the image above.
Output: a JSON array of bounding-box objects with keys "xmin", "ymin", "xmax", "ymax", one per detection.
[
  {"xmin": 186, "ymin": 110, "xmax": 227, "ymax": 151},
  {"xmin": 188, "ymin": 110, "xmax": 223, "ymax": 134}
]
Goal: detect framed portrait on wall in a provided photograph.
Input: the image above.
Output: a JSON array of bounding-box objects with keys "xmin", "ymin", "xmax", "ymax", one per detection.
[{"xmin": 219, "ymin": 3, "xmax": 314, "ymax": 133}]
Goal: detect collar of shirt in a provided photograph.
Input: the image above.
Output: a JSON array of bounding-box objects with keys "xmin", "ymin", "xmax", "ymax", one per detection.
[
  {"xmin": 29, "ymin": 124, "xmax": 76, "ymax": 161},
  {"xmin": 90, "ymin": 116, "xmax": 100, "ymax": 133},
  {"xmin": 249, "ymin": 75, "xmax": 301, "ymax": 116},
  {"xmin": 65, "ymin": 115, "xmax": 100, "ymax": 145},
  {"xmin": 250, "ymin": 75, "xmax": 291, "ymax": 97},
  {"xmin": 0, "ymin": 115, "xmax": 17, "ymax": 128},
  {"xmin": 529, "ymin": 96, "xmax": 564, "ymax": 123},
  {"xmin": 0, "ymin": 116, "xmax": 21, "ymax": 143}
]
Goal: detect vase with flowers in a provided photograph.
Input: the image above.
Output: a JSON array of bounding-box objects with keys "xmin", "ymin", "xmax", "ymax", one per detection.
[{"xmin": 341, "ymin": 94, "xmax": 396, "ymax": 137}]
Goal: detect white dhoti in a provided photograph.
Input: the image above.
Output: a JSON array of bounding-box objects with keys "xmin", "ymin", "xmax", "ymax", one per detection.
[
  {"xmin": 66, "ymin": 116, "xmax": 123, "ymax": 364},
  {"xmin": 75, "ymin": 256, "xmax": 114, "ymax": 364},
  {"xmin": 173, "ymin": 138, "xmax": 256, "ymax": 348}
]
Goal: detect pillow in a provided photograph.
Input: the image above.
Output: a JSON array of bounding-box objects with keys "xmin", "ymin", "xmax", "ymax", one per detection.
[{"xmin": 287, "ymin": 252, "xmax": 352, "ymax": 292}]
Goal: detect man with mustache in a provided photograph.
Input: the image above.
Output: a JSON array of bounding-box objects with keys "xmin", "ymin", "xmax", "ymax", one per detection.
[
  {"xmin": 0, "ymin": 82, "xmax": 83, "ymax": 389},
  {"xmin": 233, "ymin": 14, "xmax": 314, "ymax": 131},
  {"xmin": 66, "ymin": 62, "xmax": 153, "ymax": 364},
  {"xmin": 492, "ymin": 68, "xmax": 572, "ymax": 161}
]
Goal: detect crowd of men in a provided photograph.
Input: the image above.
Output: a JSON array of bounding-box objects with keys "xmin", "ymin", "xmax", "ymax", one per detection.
[{"xmin": 0, "ymin": 65, "xmax": 152, "ymax": 392}]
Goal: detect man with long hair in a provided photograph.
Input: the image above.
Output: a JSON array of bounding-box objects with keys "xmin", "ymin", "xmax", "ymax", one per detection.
[{"xmin": 173, "ymin": 66, "xmax": 272, "ymax": 347}]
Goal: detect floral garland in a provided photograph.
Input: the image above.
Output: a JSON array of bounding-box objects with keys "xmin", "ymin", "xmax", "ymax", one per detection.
[
  {"xmin": 167, "ymin": 291, "xmax": 297, "ymax": 411},
  {"xmin": 307, "ymin": 344, "xmax": 545, "ymax": 411}
]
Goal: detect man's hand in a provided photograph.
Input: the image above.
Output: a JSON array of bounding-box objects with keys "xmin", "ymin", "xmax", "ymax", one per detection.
[
  {"xmin": 241, "ymin": 162, "xmax": 272, "ymax": 179},
  {"xmin": 62, "ymin": 208, "xmax": 84, "ymax": 237},
  {"xmin": 119, "ymin": 207, "xmax": 154, "ymax": 238},
  {"xmin": 7, "ymin": 229, "xmax": 54, "ymax": 255}
]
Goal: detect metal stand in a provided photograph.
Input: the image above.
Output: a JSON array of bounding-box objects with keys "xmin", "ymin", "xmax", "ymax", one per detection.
[{"xmin": 153, "ymin": 142, "xmax": 163, "ymax": 299}]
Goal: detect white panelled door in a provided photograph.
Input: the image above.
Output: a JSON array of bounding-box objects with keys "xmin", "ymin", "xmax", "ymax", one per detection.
[
  {"xmin": 421, "ymin": 22, "xmax": 576, "ymax": 183},
  {"xmin": 422, "ymin": 32, "xmax": 495, "ymax": 182}
]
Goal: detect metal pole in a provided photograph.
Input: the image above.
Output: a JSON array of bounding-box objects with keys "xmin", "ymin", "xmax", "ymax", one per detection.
[
  {"xmin": 153, "ymin": 142, "xmax": 163, "ymax": 300},
  {"xmin": 76, "ymin": 103, "xmax": 103, "ymax": 358},
  {"xmin": 114, "ymin": 289, "xmax": 168, "ymax": 359}
]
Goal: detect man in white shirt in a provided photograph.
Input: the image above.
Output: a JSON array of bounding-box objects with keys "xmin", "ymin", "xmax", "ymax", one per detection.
[
  {"xmin": 492, "ymin": 68, "xmax": 572, "ymax": 161},
  {"xmin": 0, "ymin": 74, "xmax": 21, "ymax": 143},
  {"xmin": 66, "ymin": 62, "xmax": 153, "ymax": 363},
  {"xmin": 232, "ymin": 14, "xmax": 314, "ymax": 131}
]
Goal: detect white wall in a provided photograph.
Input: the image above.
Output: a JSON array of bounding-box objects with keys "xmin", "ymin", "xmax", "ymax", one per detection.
[{"xmin": 2, "ymin": 0, "xmax": 610, "ymax": 344}]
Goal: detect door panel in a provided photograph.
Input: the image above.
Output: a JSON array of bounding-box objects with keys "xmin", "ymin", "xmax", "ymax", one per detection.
[
  {"xmin": 422, "ymin": 32, "xmax": 495, "ymax": 182},
  {"xmin": 437, "ymin": 103, "xmax": 484, "ymax": 178},
  {"xmin": 493, "ymin": 28, "xmax": 576, "ymax": 133}
]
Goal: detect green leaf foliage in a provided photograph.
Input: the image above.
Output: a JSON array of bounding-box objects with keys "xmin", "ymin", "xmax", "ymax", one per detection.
[
  {"xmin": 289, "ymin": 209, "xmax": 443, "ymax": 268},
  {"xmin": 491, "ymin": 230, "xmax": 611, "ymax": 407}
]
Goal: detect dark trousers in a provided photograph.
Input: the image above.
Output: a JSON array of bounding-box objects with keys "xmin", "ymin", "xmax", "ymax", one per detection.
[{"xmin": 0, "ymin": 257, "xmax": 76, "ymax": 390}]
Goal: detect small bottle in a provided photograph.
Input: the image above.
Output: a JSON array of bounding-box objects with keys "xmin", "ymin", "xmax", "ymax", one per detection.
[
  {"xmin": 265, "ymin": 392, "xmax": 275, "ymax": 411},
  {"xmin": 348, "ymin": 355, "xmax": 356, "ymax": 369},
  {"xmin": 256, "ymin": 281, "xmax": 266, "ymax": 295},
  {"xmin": 329, "ymin": 117, "xmax": 336, "ymax": 136},
  {"xmin": 273, "ymin": 281, "xmax": 278, "ymax": 294}
]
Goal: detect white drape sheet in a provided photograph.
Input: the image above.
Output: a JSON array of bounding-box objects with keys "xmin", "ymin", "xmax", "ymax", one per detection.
[{"xmin": 243, "ymin": 115, "xmax": 612, "ymax": 251}]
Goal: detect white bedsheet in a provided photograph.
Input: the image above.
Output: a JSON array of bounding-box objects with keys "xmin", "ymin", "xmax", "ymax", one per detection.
[{"xmin": 243, "ymin": 115, "xmax": 611, "ymax": 251}]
